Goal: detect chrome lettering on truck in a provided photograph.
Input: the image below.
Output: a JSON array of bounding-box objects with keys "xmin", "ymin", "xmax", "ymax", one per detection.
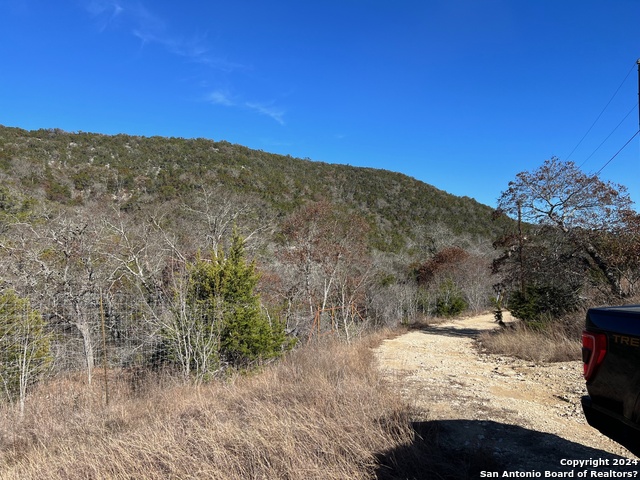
[{"xmin": 611, "ymin": 334, "xmax": 640, "ymax": 347}]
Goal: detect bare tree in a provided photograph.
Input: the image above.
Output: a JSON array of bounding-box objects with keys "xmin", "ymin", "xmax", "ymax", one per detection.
[
  {"xmin": 38, "ymin": 208, "xmax": 111, "ymax": 383},
  {"xmin": 0, "ymin": 200, "xmax": 112, "ymax": 382},
  {"xmin": 159, "ymin": 268, "xmax": 222, "ymax": 383},
  {"xmin": 496, "ymin": 157, "xmax": 634, "ymax": 297},
  {"xmin": 180, "ymin": 186, "xmax": 250, "ymax": 255},
  {"xmin": 278, "ymin": 201, "xmax": 371, "ymax": 338},
  {"xmin": 0, "ymin": 289, "xmax": 52, "ymax": 416}
]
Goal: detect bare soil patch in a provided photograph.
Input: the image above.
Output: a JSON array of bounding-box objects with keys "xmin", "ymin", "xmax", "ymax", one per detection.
[{"xmin": 374, "ymin": 313, "xmax": 639, "ymax": 476}]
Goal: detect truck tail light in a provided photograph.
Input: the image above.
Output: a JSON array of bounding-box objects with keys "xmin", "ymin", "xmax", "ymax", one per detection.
[{"xmin": 582, "ymin": 331, "xmax": 607, "ymax": 381}]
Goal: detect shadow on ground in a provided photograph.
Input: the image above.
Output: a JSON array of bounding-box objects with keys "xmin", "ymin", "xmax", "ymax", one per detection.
[
  {"xmin": 419, "ymin": 325, "xmax": 490, "ymax": 339},
  {"xmin": 375, "ymin": 419, "xmax": 638, "ymax": 480}
]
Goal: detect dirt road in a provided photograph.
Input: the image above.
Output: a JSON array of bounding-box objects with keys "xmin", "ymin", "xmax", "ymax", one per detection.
[{"xmin": 374, "ymin": 313, "xmax": 639, "ymax": 475}]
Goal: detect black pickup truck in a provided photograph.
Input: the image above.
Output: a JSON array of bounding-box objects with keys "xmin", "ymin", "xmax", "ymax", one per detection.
[{"xmin": 582, "ymin": 305, "xmax": 640, "ymax": 456}]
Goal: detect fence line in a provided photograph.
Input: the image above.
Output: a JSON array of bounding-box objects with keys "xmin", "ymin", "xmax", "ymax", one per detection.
[{"xmin": 0, "ymin": 291, "xmax": 372, "ymax": 413}]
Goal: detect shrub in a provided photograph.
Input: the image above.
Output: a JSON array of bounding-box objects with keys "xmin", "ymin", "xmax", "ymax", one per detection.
[
  {"xmin": 507, "ymin": 283, "xmax": 581, "ymax": 329},
  {"xmin": 434, "ymin": 280, "xmax": 468, "ymax": 318},
  {"xmin": 0, "ymin": 290, "xmax": 52, "ymax": 412},
  {"xmin": 163, "ymin": 230, "xmax": 293, "ymax": 379}
]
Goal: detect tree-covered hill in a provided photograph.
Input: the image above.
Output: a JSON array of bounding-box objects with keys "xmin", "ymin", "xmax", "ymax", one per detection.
[
  {"xmin": 1, "ymin": 123, "xmax": 635, "ymax": 394},
  {"xmin": 0, "ymin": 125, "xmax": 503, "ymax": 253},
  {"xmin": 0, "ymin": 123, "xmax": 515, "ymax": 391}
]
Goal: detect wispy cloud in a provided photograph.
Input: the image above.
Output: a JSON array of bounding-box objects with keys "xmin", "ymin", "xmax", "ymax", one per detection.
[
  {"xmin": 207, "ymin": 89, "xmax": 235, "ymax": 107},
  {"xmin": 132, "ymin": 28, "xmax": 208, "ymax": 61},
  {"xmin": 83, "ymin": 1, "xmax": 285, "ymax": 125},
  {"xmin": 245, "ymin": 102, "xmax": 285, "ymax": 125},
  {"xmin": 127, "ymin": 3, "xmax": 166, "ymax": 44},
  {"xmin": 85, "ymin": 0, "xmax": 124, "ymax": 31},
  {"xmin": 207, "ymin": 91, "xmax": 286, "ymax": 125},
  {"xmin": 85, "ymin": 1, "xmax": 122, "ymax": 17},
  {"xmin": 84, "ymin": 1, "xmax": 238, "ymax": 69}
]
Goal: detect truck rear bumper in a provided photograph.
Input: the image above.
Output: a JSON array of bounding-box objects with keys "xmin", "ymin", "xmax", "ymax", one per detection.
[{"xmin": 582, "ymin": 395, "xmax": 640, "ymax": 457}]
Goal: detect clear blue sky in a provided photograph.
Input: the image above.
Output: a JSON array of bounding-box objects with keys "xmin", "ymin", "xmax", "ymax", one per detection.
[{"xmin": 2, "ymin": 1, "xmax": 640, "ymax": 208}]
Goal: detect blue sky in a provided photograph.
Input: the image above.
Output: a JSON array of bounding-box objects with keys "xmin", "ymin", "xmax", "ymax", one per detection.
[{"xmin": 1, "ymin": 1, "xmax": 640, "ymax": 208}]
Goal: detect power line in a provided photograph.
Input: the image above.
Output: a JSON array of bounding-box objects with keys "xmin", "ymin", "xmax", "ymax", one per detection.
[
  {"xmin": 587, "ymin": 60, "xmax": 640, "ymax": 178},
  {"xmin": 578, "ymin": 102, "xmax": 638, "ymax": 170},
  {"xmin": 565, "ymin": 62, "xmax": 637, "ymax": 162},
  {"xmin": 538, "ymin": 61, "xmax": 640, "ymax": 207},
  {"xmin": 552, "ymin": 129, "xmax": 640, "ymax": 211},
  {"xmin": 592, "ymin": 128, "xmax": 640, "ymax": 177}
]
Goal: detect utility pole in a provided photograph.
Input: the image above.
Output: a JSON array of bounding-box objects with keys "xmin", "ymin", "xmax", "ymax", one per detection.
[
  {"xmin": 637, "ymin": 59, "xmax": 640, "ymax": 131},
  {"xmin": 517, "ymin": 201, "xmax": 524, "ymax": 296}
]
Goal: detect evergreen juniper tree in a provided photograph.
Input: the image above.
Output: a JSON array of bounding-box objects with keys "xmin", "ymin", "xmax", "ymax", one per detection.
[
  {"xmin": 168, "ymin": 229, "xmax": 290, "ymax": 377},
  {"xmin": 215, "ymin": 230, "xmax": 289, "ymax": 367}
]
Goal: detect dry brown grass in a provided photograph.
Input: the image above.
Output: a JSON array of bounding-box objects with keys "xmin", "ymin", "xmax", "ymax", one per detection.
[
  {"xmin": 0, "ymin": 330, "xmax": 413, "ymax": 480},
  {"xmin": 477, "ymin": 322, "xmax": 581, "ymax": 363},
  {"xmin": 0, "ymin": 328, "xmax": 503, "ymax": 479}
]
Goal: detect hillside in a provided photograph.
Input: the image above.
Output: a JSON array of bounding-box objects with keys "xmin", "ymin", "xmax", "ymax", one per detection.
[
  {"xmin": 0, "ymin": 125, "xmax": 504, "ymax": 253},
  {"xmin": 0, "ymin": 123, "xmax": 520, "ymax": 431},
  {"xmin": 0, "ymin": 124, "xmax": 513, "ymax": 378}
]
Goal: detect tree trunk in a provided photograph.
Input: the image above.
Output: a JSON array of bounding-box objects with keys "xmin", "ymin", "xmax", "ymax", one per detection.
[
  {"xmin": 582, "ymin": 241, "xmax": 623, "ymax": 297},
  {"xmin": 562, "ymin": 227, "xmax": 624, "ymax": 298},
  {"xmin": 75, "ymin": 321, "xmax": 94, "ymax": 384}
]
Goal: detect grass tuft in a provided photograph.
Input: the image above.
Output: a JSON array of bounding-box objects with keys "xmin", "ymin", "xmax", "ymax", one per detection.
[{"xmin": 477, "ymin": 322, "xmax": 580, "ymax": 363}]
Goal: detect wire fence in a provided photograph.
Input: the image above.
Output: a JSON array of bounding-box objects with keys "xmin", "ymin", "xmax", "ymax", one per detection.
[
  {"xmin": 0, "ymin": 287, "xmax": 384, "ymax": 415},
  {"xmin": 42, "ymin": 294, "xmax": 161, "ymax": 375},
  {"xmin": 0, "ymin": 292, "xmax": 168, "ymax": 408}
]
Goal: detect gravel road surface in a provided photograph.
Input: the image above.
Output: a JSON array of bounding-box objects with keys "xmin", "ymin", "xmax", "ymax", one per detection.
[{"xmin": 374, "ymin": 313, "xmax": 639, "ymax": 477}]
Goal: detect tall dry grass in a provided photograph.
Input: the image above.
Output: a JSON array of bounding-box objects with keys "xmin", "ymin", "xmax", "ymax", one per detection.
[
  {"xmin": 1, "ymin": 329, "xmax": 504, "ymax": 479},
  {"xmin": 0, "ymin": 331, "xmax": 413, "ymax": 479},
  {"xmin": 477, "ymin": 322, "xmax": 581, "ymax": 363}
]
